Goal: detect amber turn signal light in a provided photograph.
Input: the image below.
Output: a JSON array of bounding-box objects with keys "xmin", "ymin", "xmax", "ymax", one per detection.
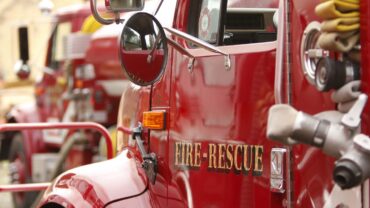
[{"xmin": 142, "ymin": 110, "xmax": 166, "ymax": 130}]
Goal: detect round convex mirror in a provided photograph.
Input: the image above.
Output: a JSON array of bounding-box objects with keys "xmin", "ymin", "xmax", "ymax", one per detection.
[{"xmin": 119, "ymin": 12, "xmax": 168, "ymax": 86}]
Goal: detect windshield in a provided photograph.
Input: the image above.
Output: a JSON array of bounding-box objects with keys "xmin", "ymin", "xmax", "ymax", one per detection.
[{"xmin": 48, "ymin": 21, "xmax": 72, "ymax": 69}]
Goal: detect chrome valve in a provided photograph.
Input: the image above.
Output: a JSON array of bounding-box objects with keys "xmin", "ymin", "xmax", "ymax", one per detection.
[
  {"xmin": 334, "ymin": 134, "xmax": 370, "ymax": 189},
  {"xmin": 267, "ymin": 94, "xmax": 370, "ymax": 189},
  {"xmin": 267, "ymin": 104, "xmax": 351, "ymax": 158}
]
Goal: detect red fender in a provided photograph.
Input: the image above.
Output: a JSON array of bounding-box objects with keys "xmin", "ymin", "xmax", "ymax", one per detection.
[
  {"xmin": 39, "ymin": 149, "xmax": 159, "ymax": 208},
  {"xmin": 5, "ymin": 102, "xmax": 46, "ymax": 173}
]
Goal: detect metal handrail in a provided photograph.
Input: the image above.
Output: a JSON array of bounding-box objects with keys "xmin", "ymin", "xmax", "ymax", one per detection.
[
  {"xmin": 0, "ymin": 122, "xmax": 114, "ymax": 159},
  {"xmin": 0, "ymin": 183, "xmax": 50, "ymax": 192},
  {"xmin": 0, "ymin": 122, "xmax": 114, "ymax": 193},
  {"xmin": 274, "ymin": 0, "xmax": 285, "ymax": 104}
]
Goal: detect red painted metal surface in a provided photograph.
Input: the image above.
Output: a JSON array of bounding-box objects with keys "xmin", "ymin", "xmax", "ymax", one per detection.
[
  {"xmin": 119, "ymin": 0, "xmax": 283, "ymax": 207},
  {"xmin": 152, "ymin": 0, "xmax": 283, "ymax": 207},
  {"xmin": 166, "ymin": 45, "xmax": 281, "ymax": 207},
  {"xmin": 0, "ymin": 183, "xmax": 50, "ymax": 192},
  {"xmin": 39, "ymin": 149, "xmax": 153, "ymax": 207},
  {"xmin": 360, "ymin": 2, "xmax": 370, "ymax": 204},
  {"xmin": 37, "ymin": 0, "xmax": 370, "ymax": 207},
  {"xmin": 289, "ymin": 0, "xmax": 337, "ymax": 207},
  {"xmin": 85, "ymin": 34, "xmax": 125, "ymax": 80},
  {"xmin": 361, "ymin": 0, "xmax": 370, "ymax": 135},
  {"xmin": 0, "ymin": 122, "xmax": 113, "ymax": 159}
]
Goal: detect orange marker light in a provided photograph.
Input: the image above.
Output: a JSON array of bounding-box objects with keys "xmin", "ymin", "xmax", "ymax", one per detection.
[
  {"xmin": 142, "ymin": 111, "xmax": 166, "ymax": 130},
  {"xmin": 75, "ymin": 80, "xmax": 84, "ymax": 88},
  {"xmin": 35, "ymin": 86, "xmax": 45, "ymax": 96}
]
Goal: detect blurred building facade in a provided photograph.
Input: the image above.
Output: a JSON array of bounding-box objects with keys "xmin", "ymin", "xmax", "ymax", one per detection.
[{"xmin": 0, "ymin": 0, "xmax": 84, "ymax": 83}]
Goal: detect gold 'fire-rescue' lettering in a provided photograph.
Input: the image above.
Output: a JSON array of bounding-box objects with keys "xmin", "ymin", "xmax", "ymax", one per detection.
[
  {"xmin": 175, "ymin": 142, "xmax": 263, "ymax": 175},
  {"xmin": 175, "ymin": 142, "xmax": 201, "ymax": 168}
]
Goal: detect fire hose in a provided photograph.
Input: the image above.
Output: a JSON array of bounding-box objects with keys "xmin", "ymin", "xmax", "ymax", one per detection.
[{"xmin": 315, "ymin": 0, "xmax": 360, "ymax": 61}]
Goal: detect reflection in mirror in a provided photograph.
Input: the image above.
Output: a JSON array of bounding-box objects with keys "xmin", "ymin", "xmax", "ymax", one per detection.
[
  {"xmin": 108, "ymin": 0, "xmax": 145, "ymax": 12},
  {"xmin": 120, "ymin": 12, "xmax": 167, "ymax": 86}
]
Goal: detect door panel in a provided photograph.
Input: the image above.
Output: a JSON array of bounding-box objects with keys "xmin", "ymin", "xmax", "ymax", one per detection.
[
  {"xmin": 165, "ymin": 1, "xmax": 285, "ymax": 207},
  {"xmin": 168, "ymin": 42, "xmax": 284, "ymax": 207}
]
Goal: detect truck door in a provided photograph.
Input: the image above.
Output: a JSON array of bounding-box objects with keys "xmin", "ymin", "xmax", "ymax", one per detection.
[{"xmin": 166, "ymin": 0, "xmax": 287, "ymax": 207}]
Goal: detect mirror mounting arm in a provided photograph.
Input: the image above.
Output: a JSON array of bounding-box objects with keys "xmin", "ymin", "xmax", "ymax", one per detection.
[
  {"xmin": 133, "ymin": 124, "xmax": 158, "ymax": 184},
  {"xmin": 90, "ymin": 0, "xmax": 121, "ymax": 25},
  {"xmin": 114, "ymin": 12, "xmax": 124, "ymax": 24},
  {"xmin": 164, "ymin": 27, "xmax": 231, "ymax": 70},
  {"xmin": 166, "ymin": 38, "xmax": 196, "ymax": 72},
  {"xmin": 166, "ymin": 38, "xmax": 194, "ymax": 59}
]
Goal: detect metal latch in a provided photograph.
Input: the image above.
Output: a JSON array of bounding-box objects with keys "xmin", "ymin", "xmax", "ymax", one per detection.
[{"xmin": 270, "ymin": 148, "xmax": 286, "ymax": 193}]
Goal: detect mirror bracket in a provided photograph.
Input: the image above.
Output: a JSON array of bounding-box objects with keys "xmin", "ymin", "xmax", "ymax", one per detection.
[
  {"xmin": 133, "ymin": 124, "xmax": 158, "ymax": 184},
  {"xmin": 187, "ymin": 57, "xmax": 195, "ymax": 73},
  {"xmin": 90, "ymin": 0, "xmax": 120, "ymax": 25},
  {"xmin": 114, "ymin": 12, "xmax": 124, "ymax": 24},
  {"xmin": 224, "ymin": 55, "xmax": 231, "ymax": 71},
  {"xmin": 164, "ymin": 27, "xmax": 232, "ymax": 71}
]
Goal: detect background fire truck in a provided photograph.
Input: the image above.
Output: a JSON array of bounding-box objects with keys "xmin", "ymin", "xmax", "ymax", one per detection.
[{"xmin": 0, "ymin": 2, "xmax": 128, "ymax": 207}]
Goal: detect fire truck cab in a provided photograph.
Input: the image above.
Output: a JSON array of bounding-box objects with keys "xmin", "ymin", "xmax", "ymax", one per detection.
[{"xmin": 38, "ymin": 0, "xmax": 370, "ymax": 207}]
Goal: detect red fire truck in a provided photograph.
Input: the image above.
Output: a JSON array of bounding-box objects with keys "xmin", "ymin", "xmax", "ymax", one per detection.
[
  {"xmin": 0, "ymin": 3, "xmax": 127, "ymax": 207},
  {"xmin": 0, "ymin": 0, "xmax": 367, "ymax": 207}
]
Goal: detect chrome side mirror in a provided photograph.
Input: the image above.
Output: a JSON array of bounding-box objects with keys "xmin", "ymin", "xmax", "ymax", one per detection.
[
  {"xmin": 106, "ymin": 0, "xmax": 144, "ymax": 12},
  {"xmin": 90, "ymin": 0, "xmax": 145, "ymax": 25},
  {"xmin": 119, "ymin": 12, "xmax": 168, "ymax": 86}
]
